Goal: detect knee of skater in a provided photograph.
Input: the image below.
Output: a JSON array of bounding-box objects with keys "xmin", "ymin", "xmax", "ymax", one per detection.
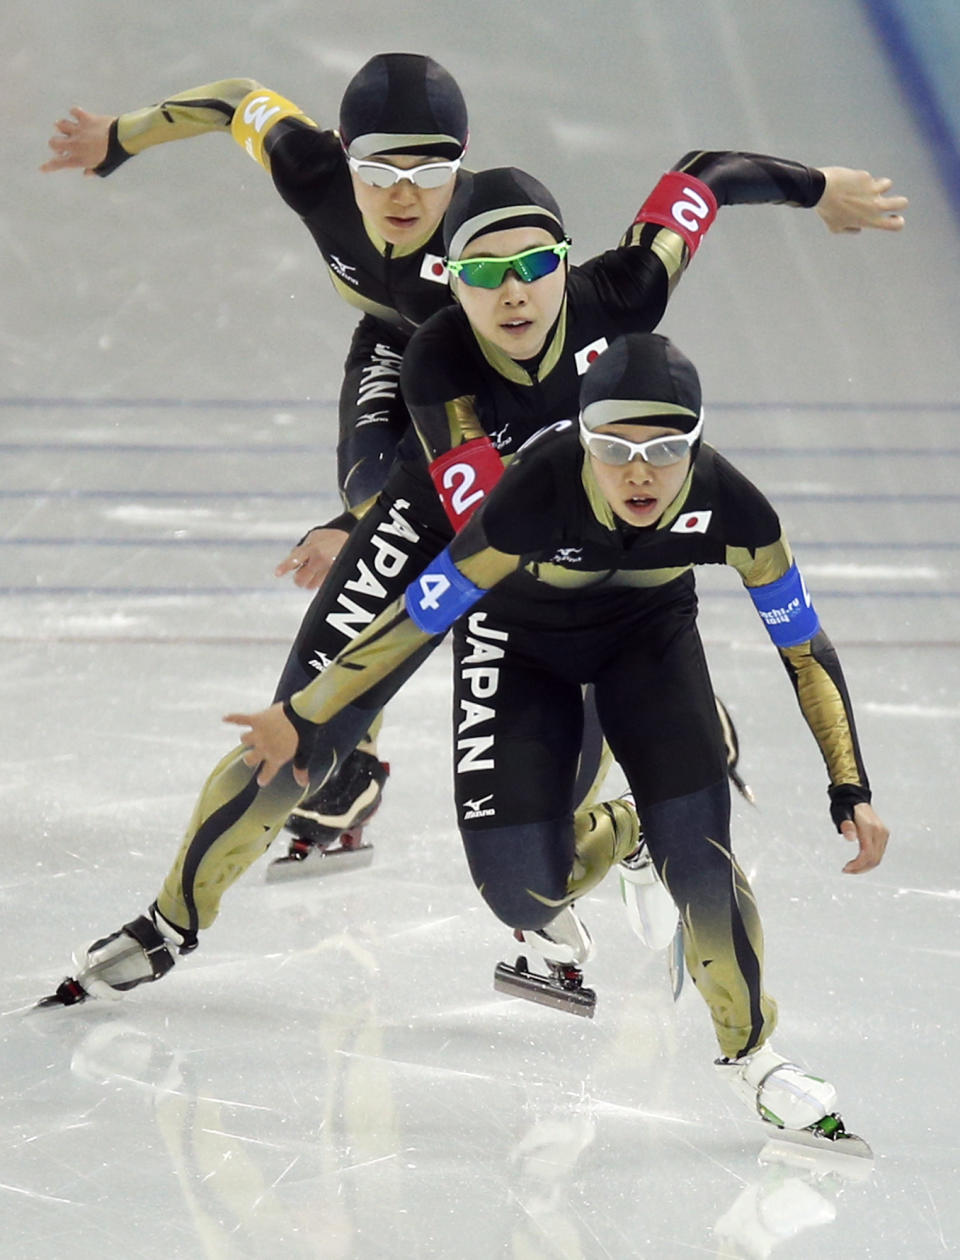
[
  {"xmin": 479, "ymin": 883, "xmax": 559, "ymax": 932},
  {"xmin": 463, "ymin": 818, "xmax": 574, "ymax": 930}
]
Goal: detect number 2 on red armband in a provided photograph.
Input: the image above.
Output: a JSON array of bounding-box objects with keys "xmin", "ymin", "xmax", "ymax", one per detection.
[
  {"xmin": 429, "ymin": 438, "xmax": 505, "ymax": 530},
  {"xmin": 635, "ymin": 171, "xmax": 718, "ymax": 258}
]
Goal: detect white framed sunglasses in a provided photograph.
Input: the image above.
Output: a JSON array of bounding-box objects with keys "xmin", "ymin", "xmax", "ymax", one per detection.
[
  {"xmin": 344, "ymin": 152, "xmax": 462, "ymax": 189},
  {"xmin": 579, "ymin": 410, "xmax": 703, "ymax": 467}
]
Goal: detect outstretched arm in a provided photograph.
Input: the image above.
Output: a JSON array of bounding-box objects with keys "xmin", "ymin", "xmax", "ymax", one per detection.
[
  {"xmin": 39, "ymin": 79, "xmax": 311, "ymax": 178},
  {"xmin": 736, "ymin": 546, "xmax": 890, "ymax": 873},
  {"xmin": 626, "ymin": 150, "xmax": 906, "ymax": 265}
]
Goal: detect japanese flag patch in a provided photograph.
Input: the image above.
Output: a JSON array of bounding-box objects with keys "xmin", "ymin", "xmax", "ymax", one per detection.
[
  {"xmin": 420, "ymin": 253, "xmax": 449, "ymax": 284},
  {"xmin": 574, "ymin": 337, "xmax": 608, "ymax": 375},
  {"xmin": 671, "ymin": 510, "xmax": 712, "ymax": 534}
]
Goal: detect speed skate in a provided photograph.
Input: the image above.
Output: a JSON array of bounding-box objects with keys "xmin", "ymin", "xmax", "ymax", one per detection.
[
  {"xmin": 265, "ymin": 827, "xmax": 375, "ymax": 880},
  {"xmin": 717, "ymin": 1041, "xmax": 872, "ymax": 1161},
  {"xmin": 493, "ymin": 906, "xmax": 597, "ymax": 1018},
  {"xmin": 266, "ymin": 752, "xmax": 389, "ymax": 880}
]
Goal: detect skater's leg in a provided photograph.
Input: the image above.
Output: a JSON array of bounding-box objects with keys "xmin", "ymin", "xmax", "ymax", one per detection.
[
  {"xmin": 595, "ymin": 603, "xmax": 777, "ymax": 1060},
  {"xmin": 155, "ymin": 746, "xmax": 307, "ymax": 934},
  {"xmin": 157, "ymin": 694, "xmax": 380, "ymax": 932},
  {"xmin": 149, "ymin": 470, "xmax": 450, "ymax": 939},
  {"xmin": 453, "ymin": 613, "xmax": 637, "ymax": 931},
  {"xmin": 638, "ymin": 781, "xmax": 777, "ymax": 1059}
]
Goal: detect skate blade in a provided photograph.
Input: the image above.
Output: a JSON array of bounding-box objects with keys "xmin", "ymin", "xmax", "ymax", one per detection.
[
  {"xmin": 668, "ymin": 923, "xmax": 685, "ymax": 1002},
  {"xmin": 36, "ymin": 977, "xmax": 89, "ymax": 1009},
  {"xmin": 493, "ymin": 961, "xmax": 596, "ymax": 1018},
  {"xmin": 759, "ymin": 1123, "xmax": 873, "ymax": 1173},
  {"xmin": 266, "ymin": 841, "xmax": 374, "ymax": 882}
]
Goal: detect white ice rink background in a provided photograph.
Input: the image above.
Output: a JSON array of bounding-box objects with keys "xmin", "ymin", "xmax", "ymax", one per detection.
[{"xmin": 3, "ymin": 3, "xmax": 960, "ymax": 1257}]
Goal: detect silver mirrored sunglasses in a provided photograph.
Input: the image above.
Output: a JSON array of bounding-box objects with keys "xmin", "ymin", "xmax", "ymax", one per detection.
[
  {"xmin": 578, "ymin": 410, "xmax": 703, "ymax": 467},
  {"xmin": 345, "ymin": 153, "xmax": 462, "ymax": 189}
]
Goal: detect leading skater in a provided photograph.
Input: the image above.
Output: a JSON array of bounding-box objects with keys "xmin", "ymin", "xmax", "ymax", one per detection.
[
  {"xmin": 228, "ymin": 329, "xmax": 890, "ymax": 1141},
  {"xmin": 42, "ymin": 160, "xmax": 904, "ymax": 1013}
]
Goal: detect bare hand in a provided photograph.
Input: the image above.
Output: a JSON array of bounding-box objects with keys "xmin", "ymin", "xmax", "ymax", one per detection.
[
  {"xmin": 815, "ymin": 167, "xmax": 907, "ymax": 234},
  {"xmin": 41, "ymin": 107, "xmax": 114, "ymax": 175},
  {"xmin": 275, "ymin": 527, "xmax": 349, "ymax": 590},
  {"xmin": 223, "ymin": 702, "xmax": 308, "ymax": 788},
  {"xmin": 839, "ymin": 801, "xmax": 889, "ymax": 874}
]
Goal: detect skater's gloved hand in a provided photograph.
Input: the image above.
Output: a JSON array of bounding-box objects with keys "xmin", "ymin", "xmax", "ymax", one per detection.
[
  {"xmin": 836, "ymin": 801, "xmax": 889, "ymax": 874},
  {"xmin": 275, "ymin": 527, "xmax": 349, "ymax": 590},
  {"xmin": 40, "ymin": 107, "xmax": 113, "ymax": 174},
  {"xmin": 223, "ymin": 702, "xmax": 309, "ymax": 789},
  {"xmin": 814, "ymin": 167, "xmax": 907, "ymax": 234}
]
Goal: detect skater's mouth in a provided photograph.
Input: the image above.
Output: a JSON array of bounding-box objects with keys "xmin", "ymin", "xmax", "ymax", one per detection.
[{"xmin": 622, "ymin": 494, "xmax": 659, "ymax": 520}]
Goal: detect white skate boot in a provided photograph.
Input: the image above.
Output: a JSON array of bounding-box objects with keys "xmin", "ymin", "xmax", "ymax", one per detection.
[
  {"xmin": 716, "ymin": 1042, "xmax": 838, "ymax": 1131},
  {"xmin": 716, "ymin": 1043, "xmax": 873, "ymax": 1157},
  {"xmin": 516, "ymin": 905, "xmax": 594, "ymax": 967},
  {"xmin": 494, "ymin": 906, "xmax": 597, "ymax": 1017},
  {"xmin": 38, "ymin": 903, "xmax": 195, "ymax": 1007}
]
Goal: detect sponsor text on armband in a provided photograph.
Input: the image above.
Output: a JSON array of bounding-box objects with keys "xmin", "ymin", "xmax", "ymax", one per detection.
[
  {"xmin": 404, "ymin": 547, "xmax": 486, "ymax": 635},
  {"xmin": 748, "ymin": 563, "xmax": 821, "ymax": 648},
  {"xmin": 635, "ymin": 171, "xmax": 718, "ymax": 258}
]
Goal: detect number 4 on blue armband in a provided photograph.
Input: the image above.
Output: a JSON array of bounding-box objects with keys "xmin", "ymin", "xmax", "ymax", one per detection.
[{"xmin": 404, "ymin": 548, "xmax": 486, "ymax": 635}]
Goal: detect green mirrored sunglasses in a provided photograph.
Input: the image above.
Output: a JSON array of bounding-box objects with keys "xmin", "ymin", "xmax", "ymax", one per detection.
[{"xmin": 445, "ymin": 240, "xmax": 571, "ymax": 289}]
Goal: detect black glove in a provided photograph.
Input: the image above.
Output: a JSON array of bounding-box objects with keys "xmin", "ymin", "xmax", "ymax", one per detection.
[
  {"xmin": 828, "ymin": 782, "xmax": 871, "ymax": 832},
  {"xmin": 282, "ymin": 700, "xmax": 319, "ymax": 773}
]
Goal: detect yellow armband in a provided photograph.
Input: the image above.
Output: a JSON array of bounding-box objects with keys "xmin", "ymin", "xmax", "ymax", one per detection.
[{"xmin": 231, "ymin": 88, "xmax": 318, "ymax": 170}]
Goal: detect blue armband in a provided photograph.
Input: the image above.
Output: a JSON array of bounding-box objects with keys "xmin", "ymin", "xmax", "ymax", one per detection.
[
  {"xmin": 404, "ymin": 547, "xmax": 486, "ymax": 635},
  {"xmin": 748, "ymin": 563, "xmax": 821, "ymax": 648}
]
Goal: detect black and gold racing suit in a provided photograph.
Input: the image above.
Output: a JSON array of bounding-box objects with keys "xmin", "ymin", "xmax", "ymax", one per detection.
[
  {"xmin": 96, "ymin": 79, "xmax": 461, "ymax": 515},
  {"xmin": 148, "ymin": 151, "xmax": 829, "ymax": 993},
  {"xmin": 276, "ymin": 424, "xmax": 872, "ymax": 1059}
]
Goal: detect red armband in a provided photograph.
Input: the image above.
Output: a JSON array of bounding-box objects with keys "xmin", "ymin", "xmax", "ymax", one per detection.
[
  {"xmin": 634, "ymin": 171, "xmax": 718, "ymax": 259},
  {"xmin": 429, "ymin": 438, "xmax": 504, "ymax": 530}
]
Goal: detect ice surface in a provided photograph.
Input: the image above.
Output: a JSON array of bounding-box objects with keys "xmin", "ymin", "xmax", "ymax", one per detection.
[{"xmin": 3, "ymin": 2, "xmax": 959, "ymax": 1256}]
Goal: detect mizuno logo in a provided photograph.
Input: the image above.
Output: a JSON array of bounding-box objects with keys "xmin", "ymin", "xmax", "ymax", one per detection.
[
  {"xmin": 355, "ymin": 411, "xmax": 391, "ymax": 428},
  {"xmin": 463, "ymin": 794, "xmax": 494, "ymax": 813},
  {"xmin": 328, "ymin": 254, "xmax": 359, "ymax": 285},
  {"xmin": 551, "ymin": 547, "xmax": 583, "ymax": 564}
]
